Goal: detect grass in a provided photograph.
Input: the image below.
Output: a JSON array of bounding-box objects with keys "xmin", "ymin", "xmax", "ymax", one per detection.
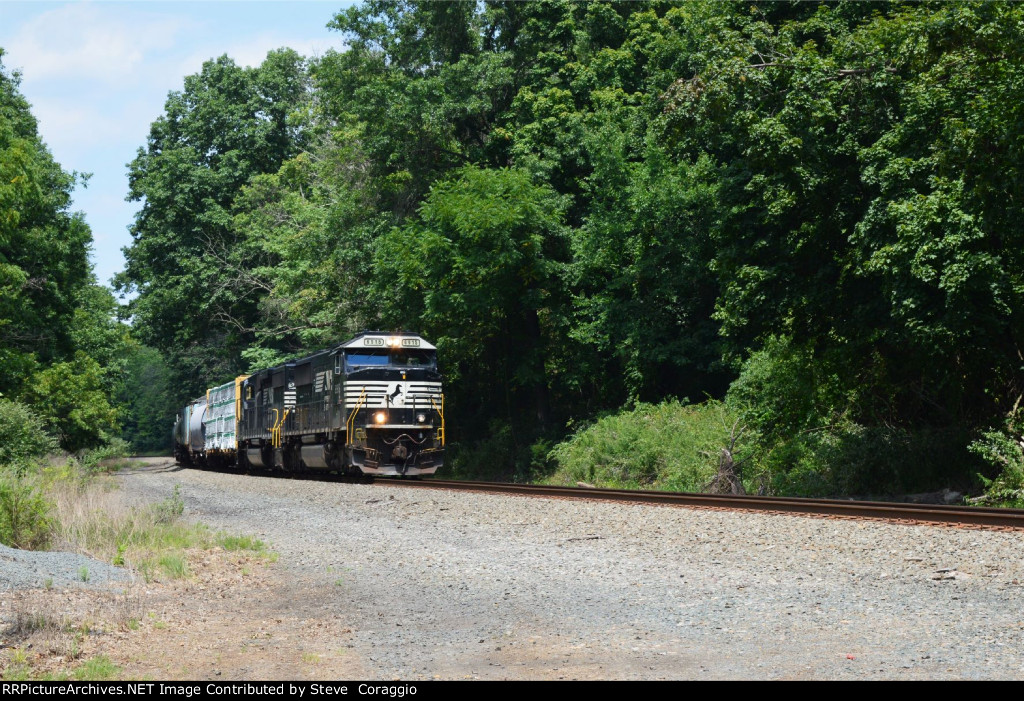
[
  {"xmin": 2, "ymin": 456, "xmax": 275, "ymax": 583},
  {"xmin": 2, "ymin": 648, "xmax": 31, "ymax": 681},
  {"xmin": 43, "ymin": 475, "xmax": 272, "ymax": 582},
  {"xmin": 1, "ymin": 602, "xmax": 90, "ymax": 676},
  {"xmin": 157, "ymin": 553, "xmax": 189, "ymax": 579},
  {"xmin": 72, "ymin": 656, "xmax": 120, "ymax": 681},
  {"xmin": 0, "ymin": 454, "xmax": 277, "ymax": 680},
  {"xmin": 217, "ymin": 533, "xmax": 266, "ymax": 553}
]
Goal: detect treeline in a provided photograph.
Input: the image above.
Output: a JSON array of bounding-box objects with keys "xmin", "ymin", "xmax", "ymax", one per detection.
[
  {"xmin": 0, "ymin": 50, "xmax": 174, "ymax": 461},
  {"xmin": 117, "ymin": 2, "xmax": 1024, "ymax": 500}
]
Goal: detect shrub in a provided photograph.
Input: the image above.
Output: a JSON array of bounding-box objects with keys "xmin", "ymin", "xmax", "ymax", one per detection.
[
  {"xmin": 0, "ymin": 400, "xmax": 57, "ymax": 468},
  {"xmin": 968, "ymin": 409, "xmax": 1024, "ymax": 507},
  {"xmin": 447, "ymin": 421, "xmax": 526, "ymax": 481},
  {"xmin": 760, "ymin": 422, "xmax": 971, "ymax": 497},
  {"xmin": 0, "ymin": 472, "xmax": 52, "ymax": 549},
  {"xmin": 546, "ymin": 399, "xmax": 751, "ymax": 491},
  {"xmin": 22, "ymin": 353, "xmax": 119, "ymax": 453},
  {"xmin": 727, "ymin": 337, "xmax": 972, "ymax": 497},
  {"xmin": 79, "ymin": 438, "xmax": 131, "ymax": 472}
]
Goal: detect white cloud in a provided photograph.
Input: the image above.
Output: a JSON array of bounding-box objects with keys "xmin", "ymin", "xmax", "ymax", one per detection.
[
  {"xmin": 3, "ymin": 3, "xmax": 190, "ymax": 86},
  {"xmin": 23, "ymin": 92, "xmax": 159, "ymax": 171},
  {"xmin": 29, "ymin": 97, "xmax": 117, "ymax": 147},
  {"xmin": 0, "ymin": 1, "xmax": 349, "ymax": 288}
]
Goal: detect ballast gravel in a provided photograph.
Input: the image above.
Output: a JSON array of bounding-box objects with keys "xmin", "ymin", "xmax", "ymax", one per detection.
[
  {"xmin": 118, "ymin": 463, "xmax": 1024, "ymax": 680},
  {"xmin": 0, "ymin": 543, "xmax": 131, "ymax": 591}
]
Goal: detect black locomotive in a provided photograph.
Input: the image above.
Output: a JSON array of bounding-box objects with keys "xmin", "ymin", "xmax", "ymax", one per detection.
[{"xmin": 173, "ymin": 331, "xmax": 445, "ymax": 476}]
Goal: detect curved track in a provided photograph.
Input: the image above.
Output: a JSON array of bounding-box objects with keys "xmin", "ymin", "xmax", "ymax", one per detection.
[
  {"xmin": 170, "ymin": 457, "xmax": 1024, "ymax": 531},
  {"xmin": 387, "ymin": 479, "xmax": 1024, "ymax": 530}
]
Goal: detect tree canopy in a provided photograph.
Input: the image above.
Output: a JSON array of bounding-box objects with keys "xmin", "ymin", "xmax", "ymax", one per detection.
[{"xmin": 112, "ymin": 2, "xmax": 1024, "ymax": 494}]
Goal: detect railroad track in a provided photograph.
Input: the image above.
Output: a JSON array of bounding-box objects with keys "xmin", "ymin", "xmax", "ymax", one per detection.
[{"xmin": 387, "ymin": 479, "xmax": 1024, "ymax": 531}]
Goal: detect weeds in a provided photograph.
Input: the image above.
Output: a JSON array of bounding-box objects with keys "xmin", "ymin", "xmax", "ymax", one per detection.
[
  {"xmin": 78, "ymin": 438, "xmax": 131, "ymax": 473},
  {"xmin": 157, "ymin": 554, "xmax": 188, "ymax": 579},
  {"xmin": 0, "ymin": 458, "xmax": 272, "ymax": 680},
  {"xmin": 2, "ymin": 648, "xmax": 31, "ymax": 681},
  {"xmin": 49, "ymin": 478, "xmax": 212, "ymax": 582},
  {"xmin": 112, "ymin": 585, "xmax": 144, "ymax": 632},
  {"xmin": 3, "ymin": 600, "xmax": 83, "ymax": 664},
  {"xmin": 217, "ymin": 533, "xmax": 266, "ymax": 553}
]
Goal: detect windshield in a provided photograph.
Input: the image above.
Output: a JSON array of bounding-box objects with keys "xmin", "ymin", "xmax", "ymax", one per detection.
[{"xmin": 345, "ymin": 349, "xmax": 436, "ymax": 371}]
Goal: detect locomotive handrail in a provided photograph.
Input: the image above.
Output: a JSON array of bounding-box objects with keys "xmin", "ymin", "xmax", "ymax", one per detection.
[
  {"xmin": 270, "ymin": 408, "xmax": 291, "ymax": 448},
  {"xmin": 346, "ymin": 387, "xmax": 368, "ymax": 447},
  {"xmin": 430, "ymin": 394, "xmax": 445, "ymax": 447}
]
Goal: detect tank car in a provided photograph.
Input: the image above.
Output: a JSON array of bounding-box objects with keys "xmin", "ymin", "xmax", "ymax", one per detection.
[{"xmin": 172, "ymin": 395, "xmax": 207, "ymax": 466}]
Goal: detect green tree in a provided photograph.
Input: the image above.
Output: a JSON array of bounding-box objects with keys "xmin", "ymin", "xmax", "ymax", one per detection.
[
  {"xmin": 657, "ymin": 2, "xmax": 1024, "ymax": 491},
  {"xmin": 378, "ymin": 166, "xmax": 566, "ymax": 438},
  {"xmin": 117, "ymin": 50, "xmax": 310, "ymax": 398},
  {"xmin": 0, "ymin": 49, "xmax": 93, "ymax": 395},
  {"xmin": 118, "ymin": 345, "xmax": 176, "ymax": 454},
  {"xmin": 23, "ymin": 352, "xmax": 119, "ymax": 453},
  {"xmin": 0, "ymin": 49, "xmax": 126, "ymax": 453}
]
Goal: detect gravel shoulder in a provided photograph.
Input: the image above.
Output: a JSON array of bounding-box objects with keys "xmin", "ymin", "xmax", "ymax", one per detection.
[{"xmin": 103, "ymin": 458, "xmax": 1024, "ymax": 680}]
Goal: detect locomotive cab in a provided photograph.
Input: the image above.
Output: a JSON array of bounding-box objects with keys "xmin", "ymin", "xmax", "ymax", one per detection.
[{"xmin": 338, "ymin": 334, "xmax": 445, "ymax": 476}]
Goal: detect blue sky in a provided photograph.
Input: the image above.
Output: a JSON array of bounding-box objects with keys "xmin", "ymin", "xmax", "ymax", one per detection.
[{"xmin": 0, "ymin": 0, "xmax": 355, "ymax": 290}]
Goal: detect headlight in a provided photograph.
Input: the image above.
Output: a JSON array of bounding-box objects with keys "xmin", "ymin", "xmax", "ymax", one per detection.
[
  {"xmin": 416, "ymin": 413, "xmax": 427, "ymax": 423},
  {"xmin": 374, "ymin": 411, "xmax": 386, "ymax": 424}
]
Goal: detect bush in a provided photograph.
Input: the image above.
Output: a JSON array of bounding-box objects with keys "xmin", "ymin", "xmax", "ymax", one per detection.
[
  {"xmin": 79, "ymin": 438, "xmax": 131, "ymax": 471},
  {"xmin": 546, "ymin": 400, "xmax": 751, "ymax": 491},
  {"xmin": 23, "ymin": 353, "xmax": 120, "ymax": 453},
  {"xmin": 968, "ymin": 410, "xmax": 1024, "ymax": 507},
  {"xmin": 762, "ymin": 422, "xmax": 972, "ymax": 497},
  {"xmin": 446, "ymin": 421, "xmax": 530, "ymax": 482},
  {"xmin": 727, "ymin": 336, "xmax": 972, "ymax": 497},
  {"xmin": 0, "ymin": 400, "xmax": 57, "ymax": 468},
  {"xmin": 0, "ymin": 472, "xmax": 52, "ymax": 549}
]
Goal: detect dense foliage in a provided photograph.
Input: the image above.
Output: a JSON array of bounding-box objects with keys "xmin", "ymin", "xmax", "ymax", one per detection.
[
  {"xmin": 545, "ymin": 400, "xmax": 745, "ymax": 492},
  {"xmin": 116, "ymin": 50, "xmax": 311, "ymax": 396},
  {"xmin": 113, "ymin": 2, "xmax": 1024, "ymax": 499},
  {"xmin": 0, "ymin": 50, "xmax": 128, "ymax": 455}
]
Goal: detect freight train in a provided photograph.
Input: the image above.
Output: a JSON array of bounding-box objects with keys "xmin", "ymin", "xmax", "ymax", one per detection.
[{"xmin": 172, "ymin": 331, "xmax": 445, "ymax": 476}]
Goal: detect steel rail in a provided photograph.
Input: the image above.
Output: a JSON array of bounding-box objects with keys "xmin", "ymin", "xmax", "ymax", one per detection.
[{"xmin": 386, "ymin": 479, "xmax": 1024, "ymax": 530}]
